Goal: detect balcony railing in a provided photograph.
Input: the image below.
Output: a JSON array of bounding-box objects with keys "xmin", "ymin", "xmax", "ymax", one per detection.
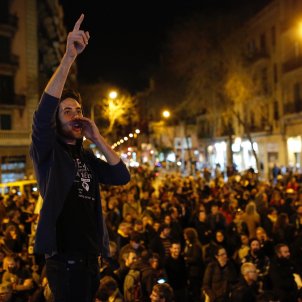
[
  {"xmin": 0, "ymin": 53, "xmax": 19, "ymax": 66},
  {"xmin": 0, "ymin": 94, "xmax": 26, "ymax": 107},
  {"xmin": 246, "ymin": 49, "xmax": 270, "ymax": 63},
  {"xmin": 0, "ymin": 130, "xmax": 31, "ymax": 146},
  {"xmin": 283, "ymin": 102, "xmax": 302, "ymax": 115},
  {"xmin": 0, "ymin": 13, "xmax": 18, "ymax": 35},
  {"xmin": 282, "ymin": 56, "xmax": 302, "ymax": 73}
]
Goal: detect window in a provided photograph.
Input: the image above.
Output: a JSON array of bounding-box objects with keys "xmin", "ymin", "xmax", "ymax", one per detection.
[
  {"xmin": 0, "ymin": 114, "xmax": 11, "ymax": 130},
  {"xmin": 0, "ymin": 155, "xmax": 26, "ymax": 183},
  {"xmin": 0, "ymin": 75, "xmax": 14, "ymax": 104},
  {"xmin": 261, "ymin": 67, "xmax": 268, "ymax": 94},
  {"xmin": 0, "ymin": 36, "xmax": 10, "ymax": 62},
  {"xmin": 273, "ymin": 100, "xmax": 279, "ymax": 120},
  {"xmin": 271, "ymin": 26, "xmax": 276, "ymax": 48},
  {"xmin": 294, "ymin": 83, "xmax": 302, "ymax": 112},
  {"xmin": 0, "ymin": 0, "xmax": 9, "ymax": 22},
  {"xmin": 273, "ymin": 64, "xmax": 278, "ymax": 84},
  {"xmin": 260, "ymin": 33, "xmax": 266, "ymax": 52}
]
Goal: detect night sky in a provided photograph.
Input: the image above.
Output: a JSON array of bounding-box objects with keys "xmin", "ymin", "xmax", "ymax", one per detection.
[{"xmin": 59, "ymin": 0, "xmax": 270, "ymax": 94}]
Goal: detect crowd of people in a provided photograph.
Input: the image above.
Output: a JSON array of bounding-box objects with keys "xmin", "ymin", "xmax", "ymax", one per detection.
[{"xmin": 0, "ymin": 165, "xmax": 302, "ymax": 301}]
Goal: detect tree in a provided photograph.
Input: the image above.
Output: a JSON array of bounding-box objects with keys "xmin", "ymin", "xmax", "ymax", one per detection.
[
  {"xmin": 161, "ymin": 9, "xmax": 272, "ymax": 172},
  {"xmin": 80, "ymin": 83, "xmax": 137, "ymax": 141},
  {"xmin": 101, "ymin": 94, "xmax": 138, "ymax": 136}
]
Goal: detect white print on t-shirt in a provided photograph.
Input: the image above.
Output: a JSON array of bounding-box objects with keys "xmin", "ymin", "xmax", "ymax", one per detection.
[{"xmin": 75, "ymin": 158, "xmax": 93, "ymax": 195}]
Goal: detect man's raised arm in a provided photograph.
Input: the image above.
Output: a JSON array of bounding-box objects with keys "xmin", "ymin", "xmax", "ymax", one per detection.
[{"xmin": 45, "ymin": 14, "xmax": 90, "ymax": 98}]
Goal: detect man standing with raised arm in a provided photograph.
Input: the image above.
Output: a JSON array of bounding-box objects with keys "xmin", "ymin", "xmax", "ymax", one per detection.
[{"xmin": 30, "ymin": 14, "xmax": 130, "ymax": 302}]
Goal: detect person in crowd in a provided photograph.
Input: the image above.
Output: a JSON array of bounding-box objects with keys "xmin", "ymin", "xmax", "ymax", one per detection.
[
  {"xmin": 202, "ymin": 245, "xmax": 238, "ymax": 302},
  {"xmin": 269, "ymin": 243, "xmax": 300, "ymax": 302},
  {"xmin": 286, "ymin": 176, "xmax": 299, "ymax": 192},
  {"xmin": 123, "ymin": 193, "xmax": 142, "ymax": 221},
  {"xmin": 29, "ymin": 14, "xmax": 130, "ymax": 302},
  {"xmin": 0, "ymin": 224, "xmax": 23, "ymax": 254},
  {"xmin": 105, "ymin": 196, "xmax": 122, "ymax": 242},
  {"xmin": 241, "ymin": 238, "xmax": 270, "ymax": 291},
  {"xmin": 149, "ymin": 253, "xmax": 167, "ymax": 285},
  {"xmin": 226, "ymin": 209, "xmax": 248, "ymax": 258},
  {"xmin": 290, "ymin": 204, "xmax": 302, "ymax": 235},
  {"xmin": 204, "ymin": 230, "xmax": 230, "ymax": 265},
  {"xmin": 150, "ymin": 283, "xmax": 174, "ymax": 302},
  {"xmin": 242, "ymin": 202, "xmax": 260, "ymax": 239},
  {"xmin": 0, "ymin": 283, "xmax": 13, "ymax": 302},
  {"xmin": 164, "ymin": 241, "xmax": 187, "ymax": 302},
  {"xmin": 116, "ymin": 222, "xmax": 132, "ymax": 250},
  {"xmin": 229, "ymin": 262, "xmax": 259, "ymax": 302},
  {"xmin": 272, "ymin": 212, "xmax": 295, "ymax": 245},
  {"xmin": 192, "ymin": 208, "xmax": 212, "ymax": 246},
  {"xmin": 115, "ymin": 249, "xmax": 137, "ymax": 293},
  {"xmin": 124, "ymin": 250, "xmax": 157, "ymax": 302},
  {"xmin": 260, "ymin": 207, "xmax": 278, "ymax": 239},
  {"xmin": 254, "ymin": 227, "xmax": 274, "ymax": 258},
  {"xmin": 183, "ymin": 227, "xmax": 204, "ymax": 302},
  {"xmin": 165, "ymin": 210, "xmax": 184, "ymax": 244},
  {"xmin": 119, "ymin": 231, "xmax": 145, "ymax": 264},
  {"xmin": 234, "ymin": 233, "xmax": 250, "ymax": 263},
  {"xmin": 2, "ymin": 255, "xmax": 34, "ymax": 302},
  {"xmin": 208, "ymin": 202, "xmax": 227, "ymax": 233},
  {"xmin": 149, "ymin": 224, "xmax": 172, "ymax": 265},
  {"xmin": 95, "ymin": 275, "xmax": 123, "ymax": 302}
]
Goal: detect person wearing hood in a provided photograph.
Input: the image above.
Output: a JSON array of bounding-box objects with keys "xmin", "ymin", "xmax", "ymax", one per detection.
[{"xmin": 30, "ymin": 14, "xmax": 130, "ymax": 302}]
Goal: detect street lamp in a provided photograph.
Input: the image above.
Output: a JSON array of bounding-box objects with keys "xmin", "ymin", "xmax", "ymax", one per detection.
[
  {"xmin": 162, "ymin": 110, "xmax": 170, "ymax": 119},
  {"xmin": 109, "ymin": 90, "xmax": 118, "ymax": 100}
]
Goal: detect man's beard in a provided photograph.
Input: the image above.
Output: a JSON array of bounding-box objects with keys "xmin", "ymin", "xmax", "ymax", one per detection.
[{"xmin": 59, "ymin": 123, "xmax": 83, "ymax": 140}]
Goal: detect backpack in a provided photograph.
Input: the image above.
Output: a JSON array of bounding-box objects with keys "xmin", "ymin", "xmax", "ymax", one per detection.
[{"xmin": 124, "ymin": 268, "xmax": 143, "ymax": 302}]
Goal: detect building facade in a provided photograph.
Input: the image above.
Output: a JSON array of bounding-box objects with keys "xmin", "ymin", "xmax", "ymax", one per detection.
[
  {"xmin": 0, "ymin": 0, "xmax": 75, "ymax": 183},
  {"xmin": 196, "ymin": 0, "xmax": 302, "ymax": 179}
]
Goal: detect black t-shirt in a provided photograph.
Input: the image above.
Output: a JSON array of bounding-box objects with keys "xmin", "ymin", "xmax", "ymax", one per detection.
[{"xmin": 56, "ymin": 144, "xmax": 99, "ymax": 255}]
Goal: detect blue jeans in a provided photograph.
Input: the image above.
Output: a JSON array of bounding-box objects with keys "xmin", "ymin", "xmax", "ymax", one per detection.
[{"xmin": 45, "ymin": 254, "xmax": 99, "ymax": 302}]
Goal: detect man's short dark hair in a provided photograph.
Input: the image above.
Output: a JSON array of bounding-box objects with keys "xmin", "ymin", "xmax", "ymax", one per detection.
[
  {"xmin": 152, "ymin": 283, "xmax": 174, "ymax": 302},
  {"xmin": 249, "ymin": 237, "xmax": 260, "ymax": 247},
  {"xmin": 130, "ymin": 231, "xmax": 141, "ymax": 243},
  {"xmin": 274, "ymin": 243, "xmax": 288, "ymax": 255},
  {"xmin": 159, "ymin": 223, "xmax": 171, "ymax": 234},
  {"xmin": 56, "ymin": 88, "xmax": 82, "ymax": 133},
  {"xmin": 60, "ymin": 88, "xmax": 82, "ymax": 104}
]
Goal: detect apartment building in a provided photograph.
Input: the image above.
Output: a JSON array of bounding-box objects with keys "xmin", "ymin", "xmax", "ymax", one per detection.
[
  {"xmin": 197, "ymin": 0, "xmax": 302, "ymax": 178},
  {"xmin": 0, "ymin": 0, "xmax": 75, "ymax": 182}
]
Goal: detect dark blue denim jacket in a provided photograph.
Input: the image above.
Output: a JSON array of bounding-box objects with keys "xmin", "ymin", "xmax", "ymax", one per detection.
[{"xmin": 30, "ymin": 92, "xmax": 130, "ymax": 256}]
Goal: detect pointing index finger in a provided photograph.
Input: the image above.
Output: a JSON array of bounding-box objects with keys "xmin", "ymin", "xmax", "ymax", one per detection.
[{"xmin": 73, "ymin": 14, "xmax": 84, "ymax": 31}]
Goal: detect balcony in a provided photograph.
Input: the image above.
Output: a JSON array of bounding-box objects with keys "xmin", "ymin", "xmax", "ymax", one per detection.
[
  {"xmin": 0, "ymin": 94, "xmax": 26, "ymax": 108},
  {"xmin": 249, "ymin": 123, "xmax": 272, "ymax": 133},
  {"xmin": 0, "ymin": 53, "xmax": 19, "ymax": 66},
  {"xmin": 0, "ymin": 13, "xmax": 18, "ymax": 36},
  {"xmin": 0, "ymin": 130, "xmax": 31, "ymax": 146},
  {"xmin": 283, "ymin": 102, "xmax": 302, "ymax": 115},
  {"xmin": 282, "ymin": 56, "xmax": 302, "ymax": 74},
  {"xmin": 0, "ymin": 54, "xmax": 19, "ymax": 74},
  {"xmin": 246, "ymin": 49, "xmax": 270, "ymax": 63}
]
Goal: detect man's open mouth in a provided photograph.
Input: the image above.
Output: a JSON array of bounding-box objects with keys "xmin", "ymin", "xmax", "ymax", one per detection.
[{"xmin": 71, "ymin": 121, "xmax": 82, "ymax": 130}]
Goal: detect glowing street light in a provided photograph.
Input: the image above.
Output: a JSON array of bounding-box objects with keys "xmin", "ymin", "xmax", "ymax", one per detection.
[
  {"xmin": 109, "ymin": 90, "xmax": 118, "ymax": 99},
  {"xmin": 162, "ymin": 110, "xmax": 171, "ymax": 119}
]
